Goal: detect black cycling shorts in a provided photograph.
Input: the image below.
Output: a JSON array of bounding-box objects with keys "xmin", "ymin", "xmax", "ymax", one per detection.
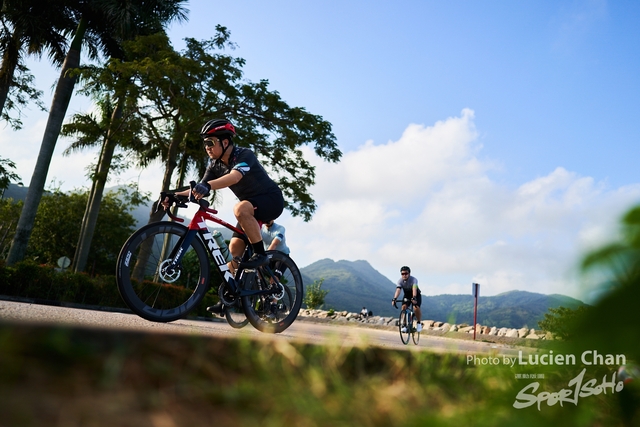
[
  {"xmin": 232, "ymin": 190, "xmax": 284, "ymax": 238},
  {"xmin": 402, "ymin": 291, "xmax": 422, "ymax": 308}
]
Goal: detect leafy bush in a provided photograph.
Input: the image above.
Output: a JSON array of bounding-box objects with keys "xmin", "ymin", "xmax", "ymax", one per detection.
[
  {"xmin": 303, "ymin": 278, "xmax": 328, "ymax": 309},
  {"xmin": 0, "ymin": 261, "xmax": 217, "ymax": 317},
  {"xmin": 537, "ymin": 305, "xmax": 590, "ymax": 340}
]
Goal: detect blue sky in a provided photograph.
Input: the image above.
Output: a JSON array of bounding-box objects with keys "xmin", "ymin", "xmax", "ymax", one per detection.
[{"xmin": 2, "ymin": 0, "xmax": 640, "ymax": 301}]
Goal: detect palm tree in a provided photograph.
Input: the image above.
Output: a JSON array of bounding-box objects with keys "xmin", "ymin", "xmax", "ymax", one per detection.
[
  {"xmin": 62, "ymin": 91, "xmax": 142, "ymax": 273},
  {"xmin": 6, "ymin": 0, "xmax": 188, "ymax": 267},
  {"xmin": 0, "ymin": 0, "xmax": 73, "ymax": 128}
]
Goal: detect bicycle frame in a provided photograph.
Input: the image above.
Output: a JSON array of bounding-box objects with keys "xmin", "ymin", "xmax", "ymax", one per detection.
[
  {"xmin": 163, "ymin": 199, "xmax": 274, "ymax": 298},
  {"xmin": 117, "ymin": 184, "xmax": 303, "ymax": 331}
]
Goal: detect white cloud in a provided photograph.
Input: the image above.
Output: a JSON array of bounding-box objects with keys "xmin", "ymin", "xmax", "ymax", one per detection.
[
  {"xmin": 285, "ymin": 109, "xmax": 640, "ymax": 301},
  {"xmin": 5, "ymin": 107, "xmax": 639, "ymax": 302}
]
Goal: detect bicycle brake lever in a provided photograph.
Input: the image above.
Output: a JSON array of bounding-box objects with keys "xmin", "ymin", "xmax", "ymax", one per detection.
[
  {"xmin": 188, "ymin": 181, "xmax": 198, "ymax": 204},
  {"xmin": 175, "ymin": 195, "xmax": 188, "ymax": 208},
  {"xmin": 156, "ymin": 193, "xmax": 166, "ymax": 213}
]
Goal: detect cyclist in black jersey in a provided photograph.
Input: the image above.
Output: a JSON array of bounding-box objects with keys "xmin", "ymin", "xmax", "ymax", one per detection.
[
  {"xmin": 392, "ymin": 266, "xmax": 423, "ymax": 332},
  {"xmin": 163, "ymin": 119, "xmax": 284, "ymax": 314}
]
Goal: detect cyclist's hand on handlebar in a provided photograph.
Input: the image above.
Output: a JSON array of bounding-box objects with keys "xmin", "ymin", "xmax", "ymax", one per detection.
[
  {"xmin": 392, "ymin": 298, "xmax": 397, "ymax": 309},
  {"xmin": 192, "ymin": 182, "xmax": 211, "ymax": 200},
  {"xmin": 159, "ymin": 192, "xmax": 176, "ymax": 211}
]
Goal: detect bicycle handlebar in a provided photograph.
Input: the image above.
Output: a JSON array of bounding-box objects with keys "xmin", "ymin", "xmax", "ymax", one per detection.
[
  {"xmin": 156, "ymin": 181, "xmax": 219, "ymax": 222},
  {"xmin": 393, "ymin": 297, "xmax": 413, "ymax": 309}
]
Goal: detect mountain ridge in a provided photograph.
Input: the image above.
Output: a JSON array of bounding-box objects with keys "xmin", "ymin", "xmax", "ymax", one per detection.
[{"xmin": 299, "ymin": 258, "xmax": 586, "ymax": 329}]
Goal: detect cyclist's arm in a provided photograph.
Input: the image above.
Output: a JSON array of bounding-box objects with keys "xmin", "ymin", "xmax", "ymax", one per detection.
[
  {"xmin": 267, "ymin": 236, "xmax": 281, "ymax": 251},
  {"xmin": 266, "ymin": 226, "xmax": 286, "ymax": 251},
  {"xmin": 204, "ymin": 169, "xmax": 242, "ymax": 190},
  {"xmin": 163, "ymin": 170, "xmax": 241, "ymax": 204},
  {"xmin": 412, "ymin": 283, "xmax": 419, "ymax": 299}
]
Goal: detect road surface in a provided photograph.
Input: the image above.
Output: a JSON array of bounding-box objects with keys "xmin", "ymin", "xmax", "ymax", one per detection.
[{"xmin": 0, "ymin": 299, "xmax": 528, "ymax": 357}]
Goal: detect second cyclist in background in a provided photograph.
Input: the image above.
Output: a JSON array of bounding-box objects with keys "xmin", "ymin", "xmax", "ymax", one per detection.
[
  {"xmin": 261, "ymin": 220, "xmax": 290, "ymax": 319},
  {"xmin": 392, "ymin": 266, "xmax": 423, "ymax": 332}
]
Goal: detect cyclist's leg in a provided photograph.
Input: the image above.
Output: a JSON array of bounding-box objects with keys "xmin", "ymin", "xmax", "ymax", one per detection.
[
  {"xmin": 414, "ymin": 293, "xmax": 422, "ymax": 323},
  {"xmin": 239, "ymin": 191, "xmax": 284, "ymax": 245},
  {"xmin": 228, "ymin": 233, "xmax": 247, "ymax": 275},
  {"xmin": 234, "ymin": 200, "xmax": 262, "ymax": 244},
  {"xmin": 234, "ymin": 202, "xmax": 270, "ymax": 267},
  {"xmin": 272, "ymin": 259, "xmax": 289, "ymax": 278}
]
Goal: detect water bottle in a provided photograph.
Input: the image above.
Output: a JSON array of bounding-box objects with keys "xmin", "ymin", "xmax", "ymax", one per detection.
[{"xmin": 212, "ymin": 230, "xmax": 232, "ymax": 262}]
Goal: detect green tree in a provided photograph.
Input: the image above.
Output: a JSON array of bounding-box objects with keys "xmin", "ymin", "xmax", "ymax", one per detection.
[
  {"xmin": 0, "ymin": 197, "xmax": 22, "ymax": 259},
  {"xmin": 581, "ymin": 205, "xmax": 640, "ymax": 290},
  {"xmin": 87, "ymin": 32, "xmax": 340, "ymax": 279},
  {"xmin": 0, "ymin": 156, "xmax": 20, "ymax": 193},
  {"xmin": 304, "ymin": 278, "xmax": 329, "ymax": 310},
  {"xmin": 572, "ymin": 205, "xmax": 640, "ymax": 354},
  {"xmin": 0, "ymin": 0, "xmax": 73, "ymax": 129},
  {"xmin": 6, "ymin": 0, "xmax": 188, "ymax": 267},
  {"xmin": 537, "ymin": 305, "xmax": 590, "ymax": 341},
  {"xmin": 26, "ymin": 187, "xmax": 140, "ymax": 275},
  {"xmin": 61, "ymin": 92, "xmax": 142, "ymax": 272},
  {"xmin": 98, "ymin": 31, "xmax": 341, "ymax": 223}
]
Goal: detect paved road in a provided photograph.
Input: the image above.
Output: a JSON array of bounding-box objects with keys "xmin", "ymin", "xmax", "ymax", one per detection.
[{"xmin": 0, "ymin": 300, "xmax": 528, "ymax": 357}]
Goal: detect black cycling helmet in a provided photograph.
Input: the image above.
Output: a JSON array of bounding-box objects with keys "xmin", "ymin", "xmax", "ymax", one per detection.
[
  {"xmin": 200, "ymin": 118, "xmax": 236, "ymax": 140},
  {"xmin": 400, "ymin": 266, "xmax": 411, "ymax": 273}
]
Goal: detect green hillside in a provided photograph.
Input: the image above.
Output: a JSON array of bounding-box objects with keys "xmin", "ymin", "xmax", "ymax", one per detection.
[
  {"xmin": 300, "ymin": 259, "xmax": 587, "ymax": 328},
  {"xmin": 300, "ymin": 259, "xmax": 396, "ymax": 317},
  {"xmin": 422, "ymin": 291, "xmax": 586, "ymax": 328}
]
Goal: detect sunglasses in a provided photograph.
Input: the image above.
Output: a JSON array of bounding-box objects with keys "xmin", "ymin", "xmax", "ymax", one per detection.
[
  {"xmin": 401, "ymin": 271, "xmax": 409, "ymax": 275},
  {"xmin": 203, "ymin": 137, "xmax": 219, "ymax": 148}
]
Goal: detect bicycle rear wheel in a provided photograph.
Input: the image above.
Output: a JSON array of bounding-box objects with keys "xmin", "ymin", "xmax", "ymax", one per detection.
[
  {"xmin": 399, "ymin": 309, "xmax": 411, "ymax": 345},
  {"xmin": 116, "ymin": 221, "xmax": 210, "ymax": 322},
  {"xmin": 241, "ymin": 251, "xmax": 303, "ymax": 333}
]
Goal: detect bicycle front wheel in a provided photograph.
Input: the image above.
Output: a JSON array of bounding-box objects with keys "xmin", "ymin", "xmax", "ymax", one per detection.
[
  {"xmin": 411, "ymin": 314, "xmax": 420, "ymax": 345},
  {"xmin": 399, "ymin": 309, "xmax": 411, "ymax": 345},
  {"xmin": 116, "ymin": 221, "xmax": 210, "ymax": 322},
  {"xmin": 241, "ymin": 251, "xmax": 303, "ymax": 333}
]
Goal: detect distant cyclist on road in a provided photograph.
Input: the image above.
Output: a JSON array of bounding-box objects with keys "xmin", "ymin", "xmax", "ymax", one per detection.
[{"xmin": 392, "ymin": 266, "xmax": 423, "ymax": 332}]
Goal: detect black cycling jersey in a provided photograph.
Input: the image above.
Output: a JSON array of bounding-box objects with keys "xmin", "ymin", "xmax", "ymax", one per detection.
[{"xmin": 201, "ymin": 146, "xmax": 281, "ymax": 200}]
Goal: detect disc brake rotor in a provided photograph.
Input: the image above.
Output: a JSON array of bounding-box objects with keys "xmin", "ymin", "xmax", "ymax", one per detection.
[{"xmin": 158, "ymin": 259, "xmax": 181, "ymax": 283}]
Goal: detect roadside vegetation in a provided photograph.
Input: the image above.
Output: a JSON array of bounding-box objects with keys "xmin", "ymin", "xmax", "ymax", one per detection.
[
  {"xmin": 0, "ymin": 320, "xmax": 634, "ymax": 427},
  {"xmin": 2, "ymin": 204, "xmax": 640, "ymax": 425}
]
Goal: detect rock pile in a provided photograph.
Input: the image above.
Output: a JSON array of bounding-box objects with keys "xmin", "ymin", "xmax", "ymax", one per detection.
[{"xmin": 298, "ymin": 309, "xmax": 552, "ymax": 339}]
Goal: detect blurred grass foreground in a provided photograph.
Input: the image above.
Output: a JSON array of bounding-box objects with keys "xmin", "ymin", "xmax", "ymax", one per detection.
[
  {"xmin": 0, "ymin": 319, "xmax": 637, "ymax": 427},
  {"xmin": 2, "ymin": 205, "xmax": 640, "ymax": 426}
]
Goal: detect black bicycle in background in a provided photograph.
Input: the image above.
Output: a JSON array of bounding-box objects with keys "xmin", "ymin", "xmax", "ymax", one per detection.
[
  {"xmin": 115, "ymin": 182, "xmax": 304, "ymax": 333},
  {"xmin": 394, "ymin": 297, "xmax": 420, "ymax": 345}
]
